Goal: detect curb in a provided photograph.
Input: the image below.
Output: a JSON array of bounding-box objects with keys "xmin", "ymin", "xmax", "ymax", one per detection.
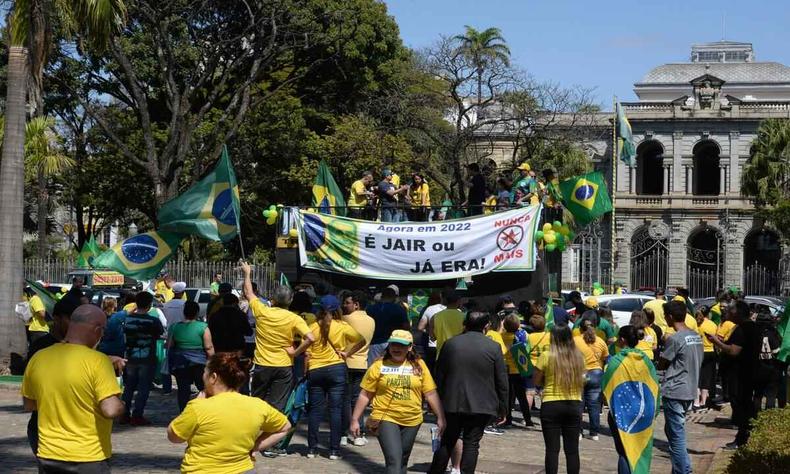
[{"xmin": 0, "ymin": 382, "xmax": 21, "ymax": 392}]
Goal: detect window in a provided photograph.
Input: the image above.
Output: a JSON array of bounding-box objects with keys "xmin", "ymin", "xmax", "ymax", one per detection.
[
  {"xmin": 697, "ymin": 51, "xmax": 721, "ymax": 62},
  {"xmin": 725, "ymin": 51, "xmax": 748, "ymax": 62},
  {"xmin": 198, "ymin": 291, "xmax": 212, "ymax": 303},
  {"xmin": 604, "ymin": 298, "xmax": 643, "ymax": 312}
]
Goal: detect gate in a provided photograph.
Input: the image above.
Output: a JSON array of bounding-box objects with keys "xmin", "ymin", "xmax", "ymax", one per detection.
[
  {"xmin": 743, "ymin": 262, "xmax": 779, "ymax": 296},
  {"xmin": 630, "ymin": 225, "xmax": 668, "ymax": 291},
  {"xmin": 686, "ymin": 229, "xmax": 724, "ymax": 299}
]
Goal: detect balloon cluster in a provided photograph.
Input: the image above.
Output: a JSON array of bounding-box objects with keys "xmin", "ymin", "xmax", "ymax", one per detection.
[
  {"xmin": 262, "ymin": 205, "xmax": 279, "ymax": 225},
  {"xmin": 592, "ymin": 282, "xmax": 604, "ymax": 296},
  {"xmin": 534, "ymin": 220, "xmax": 575, "ymax": 252}
]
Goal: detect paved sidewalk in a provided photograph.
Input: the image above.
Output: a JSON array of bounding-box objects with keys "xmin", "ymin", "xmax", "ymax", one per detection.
[{"xmin": 0, "ymin": 387, "xmax": 735, "ymax": 473}]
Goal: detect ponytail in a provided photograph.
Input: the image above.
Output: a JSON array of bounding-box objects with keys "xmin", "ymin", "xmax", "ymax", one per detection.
[{"xmin": 318, "ymin": 308, "xmax": 342, "ymax": 347}]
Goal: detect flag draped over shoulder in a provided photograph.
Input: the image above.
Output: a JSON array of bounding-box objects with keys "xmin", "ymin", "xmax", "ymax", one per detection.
[
  {"xmin": 778, "ymin": 301, "xmax": 790, "ymax": 363},
  {"xmin": 312, "ymin": 160, "xmax": 347, "ymax": 216},
  {"xmin": 545, "ymin": 296, "xmax": 554, "ymax": 331},
  {"xmin": 93, "ymin": 231, "xmax": 184, "ymax": 280},
  {"xmin": 709, "ymin": 302, "xmax": 722, "ymax": 326},
  {"xmin": 510, "ymin": 329, "xmax": 532, "ymax": 377},
  {"xmin": 616, "ymin": 101, "xmax": 636, "ymax": 167},
  {"xmin": 26, "ymin": 280, "xmax": 57, "ymax": 316},
  {"xmin": 76, "ymin": 235, "xmax": 101, "ymax": 268},
  {"xmin": 158, "ymin": 146, "xmax": 241, "ymax": 242},
  {"xmin": 603, "ymin": 348, "xmax": 660, "ymax": 474},
  {"xmin": 559, "ymin": 172, "xmax": 613, "ymax": 225}
]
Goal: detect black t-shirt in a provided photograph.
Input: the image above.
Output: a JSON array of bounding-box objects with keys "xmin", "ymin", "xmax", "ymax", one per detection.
[
  {"xmin": 468, "ymin": 174, "xmax": 486, "ymax": 204},
  {"xmin": 728, "ymin": 320, "xmax": 762, "ymax": 378},
  {"xmin": 378, "ymin": 181, "xmax": 397, "ymax": 207},
  {"xmin": 208, "ymin": 306, "xmax": 253, "ymax": 352}
]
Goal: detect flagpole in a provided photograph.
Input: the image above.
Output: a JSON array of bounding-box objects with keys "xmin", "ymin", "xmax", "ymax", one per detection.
[
  {"xmin": 223, "ymin": 144, "xmax": 246, "ymax": 260},
  {"xmin": 611, "ymin": 97, "xmax": 617, "ymax": 293}
]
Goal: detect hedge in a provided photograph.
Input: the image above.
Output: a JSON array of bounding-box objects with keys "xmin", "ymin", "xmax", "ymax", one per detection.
[{"xmin": 726, "ymin": 407, "xmax": 790, "ymax": 474}]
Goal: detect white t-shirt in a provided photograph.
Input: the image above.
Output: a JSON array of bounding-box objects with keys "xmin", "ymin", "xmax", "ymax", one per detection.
[
  {"xmin": 162, "ymin": 299, "xmax": 186, "ymax": 328},
  {"xmin": 420, "ymin": 304, "xmax": 446, "ymax": 348}
]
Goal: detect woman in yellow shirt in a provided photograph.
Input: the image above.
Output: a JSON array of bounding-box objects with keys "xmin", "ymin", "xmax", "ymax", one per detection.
[
  {"xmin": 306, "ymin": 295, "xmax": 364, "ymax": 460},
  {"xmin": 695, "ymin": 306, "xmax": 718, "ymax": 410},
  {"xmin": 534, "ymin": 325, "xmax": 586, "ymax": 474},
  {"xmin": 629, "ymin": 310, "xmax": 657, "ymax": 360},
  {"xmin": 408, "ymin": 174, "xmax": 431, "ymax": 222},
  {"xmin": 526, "ymin": 314, "xmax": 551, "ymax": 424},
  {"xmin": 350, "ymin": 330, "xmax": 445, "ymax": 474},
  {"xmin": 167, "ymin": 353, "xmax": 291, "ymax": 473},
  {"xmin": 573, "ymin": 315, "xmax": 609, "ymax": 441}
]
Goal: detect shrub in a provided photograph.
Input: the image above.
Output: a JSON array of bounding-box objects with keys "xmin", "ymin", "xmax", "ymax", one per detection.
[{"xmin": 726, "ymin": 407, "xmax": 790, "ymax": 474}]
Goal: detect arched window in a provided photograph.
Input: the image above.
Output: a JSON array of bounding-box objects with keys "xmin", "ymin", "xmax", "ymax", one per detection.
[
  {"xmin": 743, "ymin": 229, "xmax": 782, "ymax": 295},
  {"xmin": 693, "ymin": 140, "xmax": 720, "ymax": 196},
  {"xmin": 686, "ymin": 227, "xmax": 724, "ymax": 298},
  {"xmin": 636, "ymin": 140, "xmax": 664, "ymax": 195}
]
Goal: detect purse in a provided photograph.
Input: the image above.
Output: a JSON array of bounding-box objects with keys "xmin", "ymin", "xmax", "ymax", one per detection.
[{"xmin": 364, "ymin": 363, "xmax": 411, "ymax": 436}]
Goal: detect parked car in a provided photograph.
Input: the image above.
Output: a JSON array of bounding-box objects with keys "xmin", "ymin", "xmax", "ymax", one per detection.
[
  {"xmin": 694, "ymin": 295, "xmax": 784, "ymax": 318},
  {"xmin": 595, "ymin": 294, "xmax": 656, "ymax": 328}
]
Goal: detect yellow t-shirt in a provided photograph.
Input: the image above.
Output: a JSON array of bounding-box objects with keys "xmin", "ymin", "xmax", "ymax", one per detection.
[
  {"xmin": 155, "ymin": 281, "xmax": 174, "ymax": 303},
  {"xmin": 636, "ymin": 326, "xmax": 658, "ymax": 360},
  {"xmin": 698, "ymin": 318, "xmax": 717, "ymax": 352},
  {"xmin": 535, "ymin": 351, "xmax": 583, "ymax": 402},
  {"xmin": 360, "ymin": 358, "xmax": 436, "ymax": 427},
  {"xmin": 433, "ymin": 309, "xmax": 465, "ymax": 355},
  {"xmin": 342, "ymin": 311, "xmax": 375, "ymax": 370},
  {"xmin": 572, "ymin": 326, "xmax": 608, "ymax": 342},
  {"xmin": 349, "ymin": 179, "xmax": 369, "ymax": 207},
  {"xmin": 410, "ymin": 183, "xmax": 431, "ymax": 207},
  {"xmin": 28, "ymin": 294, "xmax": 49, "ymax": 333},
  {"xmin": 642, "ymin": 299, "xmax": 667, "ymax": 332},
  {"xmin": 307, "ymin": 320, "xmax": 363, "ymax": 371},
  {"xmin": 527, "ymin": 332, "xmax": 552, "ymax": 367},
  {"xmin": 717, "ymin": 320, "xmax": 736, "ymax": 341},
  {"xmin": 502, "ymin": 332, "xmax": 519, "ymax": 374},
  {"xmin": 250, "ymin": 300, "xmax": 310, "ymax": 367},
  {"xmin": 665, "ymin": 314, "xmax": 698, "ymax": 336},
  {"xmin": 170, "ymin": 392, "xmax": 288, "ymax": 474},
  {"xmin": 123, "ymin": 302, "xmax": 137, "ymax": 313},
  {"xmin": 22, "ymin": 343, "xmax": 121, "ymax": 462},
  {"xmin": 574, "ymin": 336, "xmax": 609, "ymax": 371},
  {"xmin": 486, "ymin": 329, "xmax": 507, "ymax": 355}
]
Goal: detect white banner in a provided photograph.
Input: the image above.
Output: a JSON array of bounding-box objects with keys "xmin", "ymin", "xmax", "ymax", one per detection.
[{"xmin": 296, "ymin": 206, "xmax": 542, "ymax": 281}]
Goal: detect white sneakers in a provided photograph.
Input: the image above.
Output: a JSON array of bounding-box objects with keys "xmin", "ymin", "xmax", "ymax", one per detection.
[
  {"xmin": 342, "ymin": 434, "xmax": 368, "ymax": 447},
  {"xmin": 340, "ymin": 436, "xmax": 348, "ymax": 447},
  {"xmin": 353, "ymin": 436, "xmax": 369, "ymax": 447}
]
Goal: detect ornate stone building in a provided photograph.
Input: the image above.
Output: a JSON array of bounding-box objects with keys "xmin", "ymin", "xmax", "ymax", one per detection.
[{"xmin": 610, "ymin": 41, "xmax": 788, "ymax": 297}]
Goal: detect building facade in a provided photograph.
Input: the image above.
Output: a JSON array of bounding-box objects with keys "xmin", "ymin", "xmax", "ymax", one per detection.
[{"xmin": 611, "ymin": 41, "xmax": 788, "ymax": 297}]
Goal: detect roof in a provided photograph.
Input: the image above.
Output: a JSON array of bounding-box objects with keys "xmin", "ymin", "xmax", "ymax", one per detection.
[{"xmin": 637, "ymin": 62, "xmax": 790, "ymax": 85}]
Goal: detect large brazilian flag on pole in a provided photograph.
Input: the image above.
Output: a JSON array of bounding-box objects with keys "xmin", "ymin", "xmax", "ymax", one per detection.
[
  {"xmin": 602, "ymin": 348, "xmax": 660, "ymax": 474},
  {"xmin": 93, "ymin": 231, "xmax": 185, "ymax": 280},
  {"xmin": 559, "ymin": 171, "xmax": 613, "ymax": 225},
  {"xmin": 158, "ymin": 146, "xmax": 241, "ymax": 242}
]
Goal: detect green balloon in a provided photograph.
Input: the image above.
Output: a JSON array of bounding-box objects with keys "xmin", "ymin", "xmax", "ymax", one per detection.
[
  {"xmin": 535, "ymin": 230, "xmax": 544, "ymax": 240},
  {"xmin": 262, "ymin": 210, "xmax": 271, "ymax": 218},
  {"xmin": 558, "ymin": 241, "xmax": 567, "ymax": 252},
  {"xmin": 545, "ymin": 243, "xmax": 556, "ymax": 252},
  {"xmin": 556, "ymin": 234, "xmax": 565, "ymax": 245}
]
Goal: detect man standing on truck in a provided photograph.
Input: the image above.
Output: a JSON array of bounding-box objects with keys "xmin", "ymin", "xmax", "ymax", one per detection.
[
  {"xmin": 348, "ymin": 171, "xmax": 375, "ymax": 220},
  {"xmin": 210, "ymin": 272, "xmax": 223, "ymax": 298}
]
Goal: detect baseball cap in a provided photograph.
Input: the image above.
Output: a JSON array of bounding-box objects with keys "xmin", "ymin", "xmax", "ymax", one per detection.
[
  {"xmin": 172, "ymin": 282, "xmax": 186, "ymax": 293},
  {"xmin": 585, "ymin": 297, "xmax": 599, "ymax": 308},
  {"xmin": 320, "ymin": 294, "xmax": 340, "ymax": 312},
  {"xmin": 388, "ymin": 329, "xmax": 413, "ymax": 346},
  {"xmin": 387, "ymin": 284, "xmax": 400, "ymax": 296},
  {"xmin": 382, "ymin": 168, "xmax": 393, "ymax": 177},
  {"xmin": 517, "ymin": 162, "xmax": 531, "ymax": 171}
]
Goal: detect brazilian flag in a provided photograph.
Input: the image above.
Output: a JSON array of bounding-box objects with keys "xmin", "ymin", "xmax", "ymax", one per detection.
[
  {"xmin": 559, "ymin": 172, "xmax": 613, "ymax": 225},
  {"xmin": 603, "ymin": 348, "xmax": 660, "ymax": 474},
  {"xmin": 778, "ymin": 302, "xmax": 790, "ymax": 363},
  {"xmin": 158, "ymin": 146, "xmax": 241, "ymax": 242},
  {"xmin": 545, "ymin": 296, "xmax": 554, "ymax": 331},
  {"xmin": 26, "ymin": 279, "xmax": 57, "ymax": 316},
  {"xmin": 93, "ymin": 231, "xmax": 185, "ymax": 280},
  {"xmin": 279, "ymin": 272, "xmax": 291, "ymax": 289},
  {"xmin": 312, "ymin": 160, "xmax": 347, "ymax": 216},
  {"xmin": 510, "ymin": 329, "xmax": 532, "ymax": 377},
  {"xmin": 76, "ymin": 234, "xmax": 101, "ymax": 268},
  {"xmin": 616, "ymin": 101, "xmax": 636, "ymax": 167},
  {"xmin": 709, "ymin": 302, "xmax": 722, "ymax": 326},
  {"xmin": 300, "ymin": 211, "xmax": 359, "ymax": 272}
]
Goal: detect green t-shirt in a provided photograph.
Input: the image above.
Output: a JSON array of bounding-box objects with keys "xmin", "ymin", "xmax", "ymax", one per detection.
[
  {"xmin": 169, "ymin": 321, "xmax": 208, "ymax": 350},
  {"xmin": 598, "ymin": 318, "xmax": 616, "ymax": 340},
  {"xmin": 210, "ymin": 282, "xmax": 220, "ymax": 295}
]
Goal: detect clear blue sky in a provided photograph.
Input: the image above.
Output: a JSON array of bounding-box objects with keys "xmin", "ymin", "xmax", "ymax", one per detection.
[{"xmin": 385, "ymin": 0, "xmax": 790, "ymax": 108}]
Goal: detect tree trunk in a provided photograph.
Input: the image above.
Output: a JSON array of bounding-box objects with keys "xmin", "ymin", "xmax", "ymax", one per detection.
[
  {"xmin": 37, "ymin": 169, "xmax": 48, "ymax": 259},
  {"xmin": 0, "ymin": 46, "xmax": 30, "ymax": 357}
]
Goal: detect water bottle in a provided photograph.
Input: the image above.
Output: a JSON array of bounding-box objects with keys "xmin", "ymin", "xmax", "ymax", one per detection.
[{"xmin": 431, "ymin": 426, "xmax": 440, "ymax": 452}]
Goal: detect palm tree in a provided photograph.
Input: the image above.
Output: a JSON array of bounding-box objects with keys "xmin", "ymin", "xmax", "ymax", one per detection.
[
  {"xmin": 26, "ymin": 117, "xmax": 75, "ymax": 259},
  {"xmin": 742, "ymin": 118, "xmax": 790, "ymax": 206},
  {"xmin": 453, "ymin": 26, "xmax": 511, "ymax": 110},
  {"xmin": 0, "ymin": 1, "xmax": 126, "ymax": 356}
]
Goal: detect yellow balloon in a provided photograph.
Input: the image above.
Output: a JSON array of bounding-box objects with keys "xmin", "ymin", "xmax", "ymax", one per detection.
[
  {"xmin": 560, "ymin": 225, "xmax": 570, "ymax": 235},
  {"xmin": 542, "ymin": 223, "xmax": 552, "ymax": 233},
  {"xmin": 543, "ymin": 232, "xmax": 556, "ymax": 244},
  {"xmin": 289, "ymin": 228, "xmax": 298, "ymax": 238}
]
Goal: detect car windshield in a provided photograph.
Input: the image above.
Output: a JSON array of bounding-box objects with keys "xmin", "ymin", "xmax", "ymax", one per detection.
[{"xmin": 604, "ymin": 298, "xmax": 643, "ymax": 312}]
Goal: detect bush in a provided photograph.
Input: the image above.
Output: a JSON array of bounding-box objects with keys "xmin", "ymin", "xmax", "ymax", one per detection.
[{"xmin": 727, "ymin": 408, "xmax": 790, "ymax": 474}]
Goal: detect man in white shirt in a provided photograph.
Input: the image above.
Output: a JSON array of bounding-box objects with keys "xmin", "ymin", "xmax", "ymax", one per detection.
[{"xmin": 417, "ymin": 294, "xmax": 446, "ymax": 375}]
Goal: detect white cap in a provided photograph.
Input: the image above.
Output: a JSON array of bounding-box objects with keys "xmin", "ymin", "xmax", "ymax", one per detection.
[
  {"xmin": 387, "ymin": 284, "xmax": 399, "ymax": 296},
  {"xmin": 172, "ymin": 282, "xmax": 187, "ymax": 293}
]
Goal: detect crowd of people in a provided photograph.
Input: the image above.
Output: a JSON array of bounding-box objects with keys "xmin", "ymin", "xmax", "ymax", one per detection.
[
  {"xmin": 19, "ymin": 272, "xmax": 789, "ymax": 473},
  {"xmin": 345, "ymin": 161, "xmax": 563, "ymax": 222}
]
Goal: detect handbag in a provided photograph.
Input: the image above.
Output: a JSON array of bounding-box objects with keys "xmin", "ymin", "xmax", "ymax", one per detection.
[{"xmin": 365, "ymin": 363, "xmax": 411, "ymax": 436}]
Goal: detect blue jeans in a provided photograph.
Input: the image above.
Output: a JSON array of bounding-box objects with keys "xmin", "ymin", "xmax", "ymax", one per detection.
[
  {"xmin": 308, "ymin": 363, "xmax": 347, "ymax": 450},
  {"xmin": 381, "ymin": 207, "xmax": 397, "ymax": 222},
  {"xmin": 122, "ymin": 362, "xmax": 156, "ymax": 418},
  {"xmin": 583, "ymin": 369, "xmax": 603, "ymax": 435},
  {"xmin": 663, "ymin": 398, "xmax": 693, "ymax": 474}
]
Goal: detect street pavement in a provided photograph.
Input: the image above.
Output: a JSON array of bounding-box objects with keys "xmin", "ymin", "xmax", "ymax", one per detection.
[{"xmin": 0, "ymin": 386, "xmax": 734, "ymax": 473}]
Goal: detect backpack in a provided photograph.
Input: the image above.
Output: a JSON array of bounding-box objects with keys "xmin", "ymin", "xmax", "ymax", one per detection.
[
  {"xmin": 15, "ymin": 301, "xmax": 32, "ymax": 323},
  {"xmin": 758, "ymin": 324, "xmax": 781, "ymax": 366}
]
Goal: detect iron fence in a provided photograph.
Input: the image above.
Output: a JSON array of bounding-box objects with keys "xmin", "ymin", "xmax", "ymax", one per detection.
[
  {"xmin": 23, "ymin": 258, "xmax": 277, "ymax": 295},
  {"xmin": 743, "ymin": 262, "xmax": 780, "ymax": 296}
]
